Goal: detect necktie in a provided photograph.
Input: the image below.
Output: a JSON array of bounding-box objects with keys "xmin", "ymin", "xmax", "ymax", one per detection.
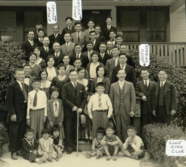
[
  {"xmin": 77, "ymin": 32, "xmax": 80, "ymax": 42},
  {"xmin": 98, "ymin": 95, "xmax": 102, "ymax": 108},
  {"xmin": 33, "ymin": 91, "xmax": 38, "ymax": 107},
  {"xmin": 21, "ymin": 83, "xmax": 27, "ymax": 101}
]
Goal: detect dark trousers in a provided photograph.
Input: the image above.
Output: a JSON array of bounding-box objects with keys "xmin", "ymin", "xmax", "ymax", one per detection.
[
  {"xmin": 156, "ymin": 106, "xmax": 173, "ymax": 124},
  {"xmin": 115, "ymin": 105, "xmax": 130, "ymax": 142},
  {"xmin": 9, "ymin": 119, "xmax": 26, "ymax": 152},
  {"xmin": 64, "ymin": 115, "xmax": 77, "ymax": 151}
]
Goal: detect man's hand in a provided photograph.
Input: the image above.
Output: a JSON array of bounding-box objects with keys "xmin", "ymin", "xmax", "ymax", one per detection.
[
  {"xmin": 27, "ymin": 119, "xmax": 31, "ymax": 126},
  {"xmin": 170, "ymin": 110, "xmax": 176, "ymax": 115},
  {"xmin": 50, "ymin": 121, "xmax": 53, "ymax": 127},
  {"xmin": 77, "ymin": 108, "xmax": 82, "ymax": 113},
  {"xmin": 130, "ymin": 111, "xmax": 135, "ymax": 117},
  {"xmin": 142, "ymin": 96, "xmax": 147, "ymax": 101},
  {"xmin": 152, "ymin": 110, "xmax": 156, "ymax": 116},
  {"xmin": 72, "ymin": 106, "xmax": 78, "ymax": 111},
  {"xmin": 43, "ymin": 116, "xmax": 46, "ymax": 124},
  {"xmin": 33, "ymin": 150, "xmax": 38, "ymax": 155},
  {"xmin": 11, "ymin": 114, "xmax": 17, "ymax": 122}
]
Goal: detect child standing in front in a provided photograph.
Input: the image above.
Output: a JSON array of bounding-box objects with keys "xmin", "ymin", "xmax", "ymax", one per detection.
[
  {"xmin": 38, "ymin": 128, "xmax": 57, "ymax": 162},
  {"xmin": 27, "ymin": 78, "xmax": 47, "ymax": 140},
  {"xmin": 82, "ymin": 127, "xmax": 105, "ymax": 159},
  {"xmin": 88, "ymin": 82, "xmax": 113, "ymax": 139},
  {"xmin": 101, "ymin": 125, "xmax": 123, "ymax": 161},
  {"xmin": 21, "ymin": 128, "xmax": 47, "ymax": 164},
  {"xmin": 121, "ymin": 126, "xmax": 145, "ymax": 160},
  {"xmin": 47, "ymin": 87, "xmax": 65, "ymax": 143}
]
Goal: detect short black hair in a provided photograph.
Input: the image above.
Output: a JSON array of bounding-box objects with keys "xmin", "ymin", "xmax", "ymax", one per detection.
[
  {"xmin": 95, "ymin": 82, "xmax": 105, "ymax": 88},
  {"xmin": 39, "ymin": 69, "xmax": 48, "ymax": 79},
  {"xmin": 25, "ymin": 128, "xmax": 34, "ymax": 134},
  {"xmin": 65, "ymin": 17, "xmax": 73, "ymax": 21},
  {"xmin": 74, "ymin": 21, "xmax": 82, "ymax": 26},
  {"xmin": 41, "ymin": 128, "xmax": 51, "ymax": 135},
  {"xmin": 96, "ymin": 127, "xmax": 105, "ymax": 134},
  {"xmin": 127, "ymin": 126, "xmax": 137, "ymax": 131}
]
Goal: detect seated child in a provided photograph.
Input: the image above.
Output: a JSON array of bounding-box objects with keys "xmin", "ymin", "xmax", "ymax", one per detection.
[
  {"xmin": 38, "ymin": 128, "xmax": 57, "ymax": 162},
  {"xmin": 101, "ymin": 125, "xmax": 123, "ymax": 161},
  {"xmin": 121, "ymin": 126, "xmax": 145, "ymax": 159},
  {"xmin": 47, "ymin": 87, "xmax": 65, "ymax": 141},
  {"xmin": 21, "ymin": 128, "xmax": 47, "ymax": 164},
  {"xmin": 51, "ymin": 125, "xmax": 64, "ymax": 160},
  {"xmin": 82, "ymin": 127, "xmax": 105, "ymax": 159}
]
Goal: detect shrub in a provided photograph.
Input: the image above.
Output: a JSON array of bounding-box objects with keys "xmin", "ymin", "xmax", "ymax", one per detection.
[
  {"xmin": 142, "ymin": 123, "xmax": 186, "ymax": 167},
  {"xmin": 0, "ymin": 123, "xmax": 8, "ymax": 156},
  {"xmin": 129, "ymin": 49, "xmax": 186, "ymax": 129}
]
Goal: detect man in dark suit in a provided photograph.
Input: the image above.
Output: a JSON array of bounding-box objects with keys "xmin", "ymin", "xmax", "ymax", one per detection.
[
  {"xmin": 153, "ymin": 70, "xmax": 177, "ymax": 124},
  {"xmin": 98, "ymin": 42, "xmax": 111, "ymax": 65},
  {"xmin": 103, "ymin": 16, "xmax": 117, "ymax": 40},
  {"xmin": 22, "ymin": 31, "xmax": 37, "ymax": 61},
  {"xmin": 135, "ymin": 69, "xmax": 156, "ymax": 126},
  {"xmin": 61, "ymin": 17, "xmax": 76, "ymax": 44},
  {"xmin": 62, "ymin": 69, "xmax": 87, "ymax": 154},
  {"xmin": 110, "ymin": 69, "xmax": 136, "ymax": 142},
  {"xmin": 95, "ymin": 25, "xmax": 106, "ymax": 42},
  {"xmin": 50, "ymin": 42, "xmax": 63, "ymax": 67},
  {"xmin": 111, "ymin": 53, "xmax": 136, "ymax": 85},
  {"xmin": 34, "ymin": 29, "xmax": 45, "ymax": 47},
  {"xmin": 48, "ymin": 25, "xmax": 63, "ymax": 49},
  {"xmin": 71, "ymin": 44, "xmax": 89, "ymax": 68},
  {"xmin": 88, "ymin": 30, "xmax": 101, "ymax": 52},
  {"xmin": 6, "ymin": 68, "xmax": 28, "ymax": 160},
  {"xmin": 40, "ymin": 37, "xmax": 54, "ymax": 61},
  {"xmin": 82, "ymin": 41, "xmax": 96, "ymax": 63}
]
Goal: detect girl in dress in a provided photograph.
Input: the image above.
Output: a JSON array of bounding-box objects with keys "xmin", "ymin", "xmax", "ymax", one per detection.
[
  {"xmin": 62, "ymin": 55, "xmax": 74, "ymax": 76},
  {"xmin": 91, "ymin": 65, "xmax": 110, "ymax": 94},
  {"xmin": 51, "ymin": 64, "xmax": 69, "ymax": 99},
  {"xmin": 39, "ymin": 70, "xmax": 51, "ymax": 99},
  {"xmin": 34, "ymin": 46, "xmax": 46, "ymax": 69},
  {"xmin": 46, "ymin": 56, "xmax": 57, "ymax": 81},
  {"xmin": 29, "ymin": 52, "xmax": 42, "ymax": 79}
]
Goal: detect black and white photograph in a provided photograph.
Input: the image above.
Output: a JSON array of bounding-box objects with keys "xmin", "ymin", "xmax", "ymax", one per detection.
[{"xmin": 0, "ymin": 0, "xmax": 186, "ymax": 167}]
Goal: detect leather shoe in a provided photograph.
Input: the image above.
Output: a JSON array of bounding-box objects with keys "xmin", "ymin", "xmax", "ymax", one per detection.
[{"xmin": 11, "ymin": 152, "xmax": 18, "ymax": 160}]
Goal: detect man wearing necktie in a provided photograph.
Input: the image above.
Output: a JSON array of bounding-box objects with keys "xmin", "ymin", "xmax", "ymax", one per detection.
[
  {"xmin": 153, "ymin": 70, "xmax": 177, "ymax": 124},
  {"xmin": 6, "ymin": 68, "xmax": 28, "ymax": 160},
  {"xmin": 135, "ymin": 69, "xmax": 156, "ymax": 126},
  {"xmin": 62, "ymin": 69, "xmax": 87, "ymax": 154}
]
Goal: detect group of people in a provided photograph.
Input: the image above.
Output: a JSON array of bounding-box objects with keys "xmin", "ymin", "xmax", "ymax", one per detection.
[{"xmin": 5, "ymin": 16, "xmax": 177, "ymax": 163}]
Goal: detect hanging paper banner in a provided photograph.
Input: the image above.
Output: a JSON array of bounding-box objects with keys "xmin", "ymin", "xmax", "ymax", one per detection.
[{"xmin": 72, "ymin": 0, "xmax": 82, "ymax": 20}]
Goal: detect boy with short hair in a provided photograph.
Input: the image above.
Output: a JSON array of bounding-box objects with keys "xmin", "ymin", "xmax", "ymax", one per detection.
[
  {"xmin": 21, "ymin": 128, "xmax": 47, "ymax": 164},
  {"xmin": 27, "ymin": 78, "xmax": 47, "ymax": 140},
  {"xmin": 101, "ymin": 125, "xmax": 122, "ymax": 161},
  {"xmin": 88, "ymin": 82, "xmax": 113, "ymax": 139},
  {"xmin": 121, "ymin": 126, "xmax": 145, "ymax": 159}
]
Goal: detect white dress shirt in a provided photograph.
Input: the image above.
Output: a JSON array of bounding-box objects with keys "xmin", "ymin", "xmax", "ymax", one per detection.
[
  {"xmin": 88, "ymin": 93, "xmax": 113, "ymax": 119},
  {"xmin": 27, "ymin": 90, "xmax": 47, "ymax": 119}
]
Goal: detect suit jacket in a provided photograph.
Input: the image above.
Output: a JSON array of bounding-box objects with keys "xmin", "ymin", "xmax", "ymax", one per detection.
[
  {"xmin": 47, "ymin": 98, "xmax": 64, "ymax": 122},
  {"xmin": 111, "ymin": 64, "xmax": 136, "ymax": 85},
  {"xmin": 61, "ymin": 26, "xmax": 76, "ymax": 44},
  {"xmin": 51, "ymin": 52, "xmax": 63, "ymax": 67},
  {"xmin": 21, "ymin": 40, "xmax": 38, "ymax": 61},
  {"xmin": 49, "ymin": 33, "xmax": 63, "ymax": 49},
  {"xmin": 71, "ymin": 31, "xmax": 86, "ymax": 46},
  {"xmin": 97, "ymin": 34, "xmax": 106, "ymax": 42},
  {"xmin": 6, "ymin": 81, "xmax": 28, "ymax": 123},
  {"xmin": 135, "ymin": 80, "xmax": 156, "ymax": 114},
  {"xmin": 40, "ymin": 46, "xmax": 54, "ymax": 61},
  {"xmin": 98, "ymin": 52, "xmax": 112, "ymax": 65},
  {"xmin": 71, "ymin": 53, "xmax": 89, "ymax": 68},
  {"xmin": 154, "ymin": 81, "xmax": 177, "ymax": 115},
  {"xmin": 62, "ymin": 82, "xmax": 87, "ymax": 117},
  {"xmin": 110, "ymin": 81, "xmax": 136, "ymax": 116},
  {"xmin": 105, "ymin": 58, "xmax": 119, "ymax": 81},
  {"xmin": 61, "ymin": 42, "xmax": 75, "ymax": 59},
  {"xmin": 103, "ymin": 26, "xmax": 117, "ymax": 40}
]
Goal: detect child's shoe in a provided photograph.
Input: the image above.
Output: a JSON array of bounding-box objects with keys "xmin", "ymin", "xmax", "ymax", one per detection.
[
  {"xmin": 106, "ymin": 154, "xmax": 111, "ymax": 161},
  {"xmin": 112, "ymin": 154, "xmax": 117, "ymax": 161}
]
